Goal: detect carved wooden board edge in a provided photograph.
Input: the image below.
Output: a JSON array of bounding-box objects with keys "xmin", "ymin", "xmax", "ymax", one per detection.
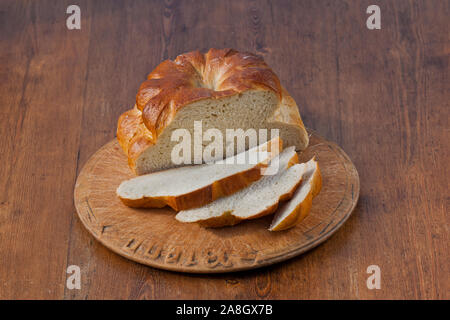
[{"xmin": 74, "ymin": 129, "xmax": 360, "ymax": 273}]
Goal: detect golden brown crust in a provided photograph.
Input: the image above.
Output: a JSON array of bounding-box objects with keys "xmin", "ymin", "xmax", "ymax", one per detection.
[
  {"xmin": 116, "ymin": 106, "xmax": 154, "ymax": 169},
  {"xmin": 136, "ymin": 48, "xmax": 282, "ymax": 140}
]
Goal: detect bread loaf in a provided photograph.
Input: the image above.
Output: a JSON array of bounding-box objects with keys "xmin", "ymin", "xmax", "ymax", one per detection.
[{"xmin": 117, "ymin": 48, "xmax": 309, "ymax": 175}]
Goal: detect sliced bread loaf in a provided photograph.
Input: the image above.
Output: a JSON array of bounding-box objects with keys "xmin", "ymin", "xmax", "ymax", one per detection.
[
  {"xmin": 269, "ymin": 158, "xmax": 322, "ymax": 231},
  {"xmin": 116, "ymin": 137, "xmax": 282, "ymax": 211},
  {"xmin": 175, "ymin": 147, "xmax": 304, "ymax": 227}
]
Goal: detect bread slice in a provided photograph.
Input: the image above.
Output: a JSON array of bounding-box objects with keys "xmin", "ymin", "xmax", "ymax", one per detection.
[
  {"xmin": 269, "ymin": 158, "xmax": 322, "ymax": 231},
  {"xmin": 175, "ymin": 147, "xmax": 305, "ymax": 227},
  {"xmin": 117, "ymin": 49, "xmax": 309, "ymax": 175},
  {"xmin": 116, "ymin": 137, "xmax": 282, "ymax": 211}
]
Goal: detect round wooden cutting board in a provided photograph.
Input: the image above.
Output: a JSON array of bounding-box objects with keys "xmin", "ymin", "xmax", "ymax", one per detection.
[{"xmin": 74, "ymin": 130, "xmax": 359, "ymax": 273}]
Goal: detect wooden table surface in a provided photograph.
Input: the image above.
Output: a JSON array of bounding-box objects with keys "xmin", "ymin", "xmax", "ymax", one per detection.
[{"xmin": 0, "ymin": 0, "xmax": 448, "ymax": 300}]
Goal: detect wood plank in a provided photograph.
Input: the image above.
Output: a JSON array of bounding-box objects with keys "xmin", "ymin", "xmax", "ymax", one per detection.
[
  {"xmin": 64, "ymin": 0, "xmax": 168, "ymax": 300},
  {"xmin": 0, "ymin": 0, "xmax": 447, "ymax": 299},
  {"xmin": 0, "ymin": 0, "xmax": 91, "ymax": 299}
]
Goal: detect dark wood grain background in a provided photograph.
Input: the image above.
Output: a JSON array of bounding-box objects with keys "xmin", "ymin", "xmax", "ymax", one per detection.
[{"xmin": 0, "ymin": 0, "xmax": 448, "ymax": 300}]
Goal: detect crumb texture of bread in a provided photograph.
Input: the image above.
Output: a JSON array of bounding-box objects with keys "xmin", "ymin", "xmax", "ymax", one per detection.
[
  {"xmin": 175, "ymin": 147, "xmax": 304, "ymax": 227},
  {"xmin": 117, "ymin": 48, "xmax": 309, "ymax": 174},
  {"xmin": 116, "ymin": 137, "xmax": 282, "ymax": 211}
]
